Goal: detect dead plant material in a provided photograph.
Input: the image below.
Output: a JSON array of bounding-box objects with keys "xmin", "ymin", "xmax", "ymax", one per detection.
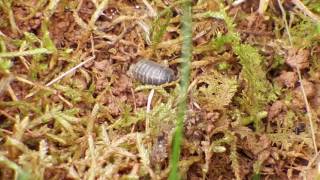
[{"xmin": 0, "ymin": 0, "xmax": 319, "ymax": 179}]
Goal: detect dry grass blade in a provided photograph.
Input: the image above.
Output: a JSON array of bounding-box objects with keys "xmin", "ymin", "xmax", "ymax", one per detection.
[
  {"xmin": 258, "ymin": 0, "xmax": 270, "ymax": 14},
  {"xmin": 89, "ymin": 0, "xmax": 109, "ymax": 28},
  {"xmin": 297, "ymin": 68, "xmax": 318, "ymax": 154},
  {"xmin": 0, "ymin": 154, "xmax": 30, "ymax": 180},
  {"xmin": 1, "ymin": 0, "xmax": 320, "ymax": 179},
  {"xmin": 232, "ymin": 0, "xmax": 247, "ymax": 6},
  {"xmin": 291, "ymin": 0, "xmax": 320, "ymax": 23},
  {"xmin": 45, "ymin": 56, "xmax": 95, "ymax": 86},
  {"xmin": 277, "ymin": 0, "xmax": 293, "ymax": 45}
]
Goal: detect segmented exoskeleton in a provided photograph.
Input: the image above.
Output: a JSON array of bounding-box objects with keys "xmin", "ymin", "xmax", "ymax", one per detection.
[{"xmin": 128, "ymin": 59, "xmax": 175, "ymax": 85}]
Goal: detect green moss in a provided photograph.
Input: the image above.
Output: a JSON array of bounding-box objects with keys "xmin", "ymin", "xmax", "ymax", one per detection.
[
  {"xmin": 234, "ymin": 44, "xmax": 277, "ymax": 130},
  {"xmin": 151, "ymin": 8, "xmax": 172, "ymax": 49},
  {"xmin": 290, "ymin": 20, "xmax": 320, "ymax": 48},
  {"xmin": 194, "ymin": 71, "xmax": 238, "ymax": 110}
]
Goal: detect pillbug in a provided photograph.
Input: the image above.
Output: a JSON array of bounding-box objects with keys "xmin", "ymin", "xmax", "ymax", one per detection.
[{"xmin": 128, "ymin": 59, "xmax": 176, "ymax": 85}]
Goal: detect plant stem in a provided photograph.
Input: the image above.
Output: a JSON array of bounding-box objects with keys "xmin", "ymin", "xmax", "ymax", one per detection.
[
  {"xmin": 0, "ymin": 48, "xmax": 51, "ymax": 58},
  {"xmin": 169, "ymin": 0, "xmax": 192, "ymax": 179}
]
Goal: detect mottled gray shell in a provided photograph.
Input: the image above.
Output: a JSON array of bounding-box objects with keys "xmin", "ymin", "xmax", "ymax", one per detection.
[{"xmin": 128, "ymin": 59, "xmax": 175, "ymax": 85}]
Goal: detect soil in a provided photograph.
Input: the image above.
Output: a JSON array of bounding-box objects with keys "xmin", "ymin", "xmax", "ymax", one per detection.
[{"xmin": 0, "ymin": 0, "xmax": 320, "ymax": 180}]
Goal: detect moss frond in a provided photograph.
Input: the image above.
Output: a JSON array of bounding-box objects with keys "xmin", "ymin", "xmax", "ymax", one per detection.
[
  {"xmin": 151, "ymin": 8, "xmax": 172, "ymax": 49},
  {"xmin": 193, "ymin": 71, "xmax": 238, "ymax": 110},
  {"xmin": 234, "ymin": 44, "xmax": 277, "ymax": 129}
]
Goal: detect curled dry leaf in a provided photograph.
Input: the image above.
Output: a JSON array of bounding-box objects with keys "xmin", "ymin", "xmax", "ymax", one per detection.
[
  {"xmin": 291, "ymin": 80, "xmax": 316, "ymax": 109},
  {"xmin": 286, "ymin": 48, "xmax": 310, "ymax": 70},
  {"xmin": 275, "ymin": 71, "xmax": 298, "ymax": 88},
  {"xmin": 268, "ymin": 100, "xmax": 285, "ymax": 121}
]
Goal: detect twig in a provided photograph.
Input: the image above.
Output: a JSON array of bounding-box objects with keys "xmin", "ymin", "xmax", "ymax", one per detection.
[
  {"xmin": 46, "ymin": 33, "xmax": 96, "ymax": 93},
  {"xmin": 278, "ymin": 0, "xmax": 318, "ymax": 164},
  {"xmin": 0, "ymin": 30, "xmax": 6, "ymax": 36},
  {"xmin": 258, "ymin": 0, "xmax": 270, "ymax": 14},
  {"xmin": 277, "ymin": 0, "xmax": 293, "ymax": 45},
  {"xmin": 87, "ymin": 134, "xmax": 97, "ymax": 180},
  {"xmin": 137, "ymin": 20, "xmax": 152, "ymax": 45},
  {"xmin": 7, "ymin": 84, "xmax": 18, "ymax": 101},
  {"xmin": 278, "ymin": 0, "xmax": 318, "ymax": 155},
  {"xmin": 57, "ymin": 94, "xmax": 73, "ymax": 108},
  {"xmin": 142, "ymin": 0, "xmax": 157, "ymax": 17},
  {"xmin": 146, "ymin": 88, "xmax": 155, "ymax": 136},
  {"xmin": 44, "ymin": 0, "xmax": 60, "ymax": 20},
  {"xmin": 14, "ymin": 76, "xmax": 56, "ymax": 97},
  {"xmin": 232, "ymin": 0, "xmax": 247, "ymax": 6},
  {"xmin": 297, "ymin": 69, "xmax": 318, "ymax": 154},
  {"xmin": 291, "ymin": 0, "xmax": 320, "ymax": 23},
  {"xmin": 146, "ymin": 89, "xmax": 155, "ymax": 113},
  {"xmin": 0, "ymin": 75, "xmax": 14, "ymax": 94},
  {"xmin": 303, "ymin": 150, "xmax": 320, "ymax": 179},
  {"xmin": 89, "ymin": 0, "xmax": 109, "ymax": 28},
  {"xmin": 45, "ymin": 56, "xmax": 95, "ymax": 87},
  {"xmin": 0, "ymin": 109, "xmax": 16, "ymax": 122}
]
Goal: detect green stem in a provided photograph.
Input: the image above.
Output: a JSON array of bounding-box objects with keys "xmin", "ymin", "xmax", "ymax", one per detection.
[
  {"xmin": 169, "ymin": 0, "xmax": 192, "ymax": 179},
  {"xmin": 0, "ymin": 48, "xmax": 51, "ymax": 58}
]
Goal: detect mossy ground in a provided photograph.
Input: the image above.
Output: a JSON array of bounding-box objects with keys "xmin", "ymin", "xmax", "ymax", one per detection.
[{"xmin": 0, "ymin": 0, "xmax": 320, "ymax": 179}]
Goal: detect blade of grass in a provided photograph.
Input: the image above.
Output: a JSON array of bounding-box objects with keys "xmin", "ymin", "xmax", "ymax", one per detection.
[{"xmin": 169, "ymin": 0, "xmax": 192, "ymax": 179}]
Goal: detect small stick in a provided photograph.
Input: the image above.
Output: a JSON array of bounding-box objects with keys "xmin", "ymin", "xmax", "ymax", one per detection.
[
  {"xmin": 232, "ymin": 0, "xmax": 247, "ymax": 6},
  {"xmin": 277, "ymin": 0, "xmax": 293, "ymax": 45},
  {"xmin": 291, "ymin": 0, "xmax": 320, "ymax": 23},
  {"xmin": 89, "ymin": 0, "xmax": 109, "ymax": 28},
  {"xmin": 57, "ymin": 94, "xmax": 73, "ymax": 108},
  {"xmin": 258, "ymin": 0, "xmax": 270, "ymax": 14},
  {"xmin": 45, "ymin": 56, "xmax": 95, "ymax": 87},
  {"xmin": 146, "ymin": 89, "xmax": 155, "ymax": 135},
  {"xmin": 0, "ymin": 109, "xmax": 16, "ymax": 122},
  {"xmin": 7, "ymin": 84, "xmax": 18, "ymax": 101},
  {"xmin": 131, "ymin": 88, "xmax": 137, "ymax": 112},
  {"xmin": 142, "ymin": 0, "xmax": 157, "ymax": 17},
  {"xmin": 297, "ymin": 68, "xmax": 318, "ymax": 154},
  {"xmin": 146, "ymin": 89, "xmax": 155, "ymax": 113}
]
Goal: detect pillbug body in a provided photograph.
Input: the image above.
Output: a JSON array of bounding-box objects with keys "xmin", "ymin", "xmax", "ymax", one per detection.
[{"xmin": 128, "ymin": 59, "xmax": 175, "ymax": 85}]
